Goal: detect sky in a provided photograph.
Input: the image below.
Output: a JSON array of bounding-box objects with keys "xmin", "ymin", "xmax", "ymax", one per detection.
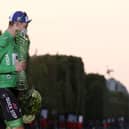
[{"xmin": 0, "ymin": 0, "xmax": 129, "ymax": 90}]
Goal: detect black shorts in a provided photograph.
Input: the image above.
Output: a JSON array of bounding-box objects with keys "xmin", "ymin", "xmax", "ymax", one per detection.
[{"xmin": 0, "ymin": 88, "xmax": 22, "ymax": 121}]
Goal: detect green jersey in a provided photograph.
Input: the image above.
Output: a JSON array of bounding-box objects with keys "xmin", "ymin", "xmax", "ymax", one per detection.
[{"xmin": 0, "ymin": 31, "xmax": 17, "ymax": 88}]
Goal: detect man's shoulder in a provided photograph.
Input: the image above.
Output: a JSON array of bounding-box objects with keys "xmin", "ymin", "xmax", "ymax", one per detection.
[{"xmin": 0, "ymin": 34, "xmax": 9, "ymax": 47}]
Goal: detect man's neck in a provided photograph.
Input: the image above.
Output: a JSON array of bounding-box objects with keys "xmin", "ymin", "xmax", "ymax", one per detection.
[{"xmin": 7, "ymin": 27, "xmax": 16, "ymax": 37}]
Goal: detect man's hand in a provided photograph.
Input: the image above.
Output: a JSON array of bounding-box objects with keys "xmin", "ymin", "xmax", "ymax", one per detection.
[
  {"xmin": 21, "ymin": 61, "xmax": 26, "ymax": 70},
  {"xmin": 15, "ymin": 60, "xmax": 26, "ymax": 72}
]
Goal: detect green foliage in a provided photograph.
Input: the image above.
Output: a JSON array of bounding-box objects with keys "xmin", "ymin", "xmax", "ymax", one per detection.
[
  {"xmin": 84, "ymin": 73, "xmax": 108, "ymax": 120},
  {"xmin": 105, "ymin": 91, "xmax": 129, "ymax": 117},
  {"xmin": 27, "ymin": 54, "xmax": 129, "ymax": 120},
  {"xmin": 28, "ymin": 54, "xmax": 85, "ymax": 114}
]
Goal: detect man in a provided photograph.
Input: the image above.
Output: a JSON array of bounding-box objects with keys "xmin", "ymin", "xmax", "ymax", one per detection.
[{"xmin": 0, "ymin": 11, "xmax": 31, "ymax": 129}]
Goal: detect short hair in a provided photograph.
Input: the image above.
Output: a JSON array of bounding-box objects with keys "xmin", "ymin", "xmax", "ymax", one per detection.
[
  {"xmin": 9, "ymin": 21, "xmax": 15, "ymax": 26},
  {"xmin": 0, "ymin": 30, "xmax": 2, "ymax": 35}
]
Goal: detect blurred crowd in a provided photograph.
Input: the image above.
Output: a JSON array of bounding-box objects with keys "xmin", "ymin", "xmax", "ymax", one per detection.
[
  {"xmin": 0, "ymin": 107, "xmax": 129, "ymax": 129},
  {"xmin": 22, "ymin": 108, "xmax": 129, "ymax": 129}
]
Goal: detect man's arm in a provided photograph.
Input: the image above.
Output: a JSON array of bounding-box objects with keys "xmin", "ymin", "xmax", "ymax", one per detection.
[
  {"xmin": 0, "ymin": 37, "xmax": 9, "ymax": 61},
  {"xmin": 0, "ymin": 37, "xmax": 16, "ymax": 73}
]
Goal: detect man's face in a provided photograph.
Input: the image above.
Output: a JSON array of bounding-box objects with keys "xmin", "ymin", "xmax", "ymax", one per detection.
[{"xmin": 15, "ymin": 22, "xmax": 28, "ymax": 31}]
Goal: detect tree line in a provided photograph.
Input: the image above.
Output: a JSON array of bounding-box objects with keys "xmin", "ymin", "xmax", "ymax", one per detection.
[{"xmin": 27, "ymin": 54, "xmax": 129, "ymax": 121}]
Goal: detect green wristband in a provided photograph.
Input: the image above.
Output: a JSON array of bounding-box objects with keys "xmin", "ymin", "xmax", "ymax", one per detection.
[{"xmin": 5, "ymin": 118, "xmax": 23, "ymax": 129}]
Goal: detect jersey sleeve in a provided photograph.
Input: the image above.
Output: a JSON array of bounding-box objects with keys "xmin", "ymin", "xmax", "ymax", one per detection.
[
  {"xmin": 0, "ymin": 37, "xmax": 9, "ymax": 60},
  {"xmin": 0, "ymin": 36, "xmax": 16, "ymax": 73}
]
